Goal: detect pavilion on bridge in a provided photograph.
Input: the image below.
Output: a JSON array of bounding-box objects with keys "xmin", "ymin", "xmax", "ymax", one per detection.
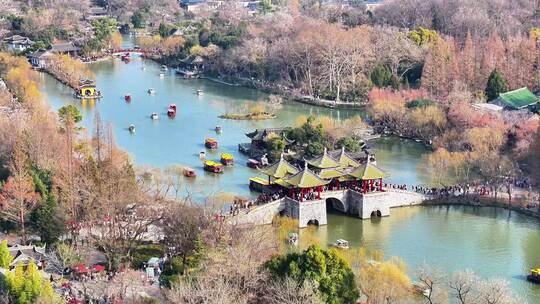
[
  {"xmin": 250, "ymin": 148, "xmax": 389, "ymax": 202},
  {"xmin": 282, "ymin": 163, "xmax": 330, "ymax": 201},
  {"xmin": 345, "ymin": 162, "xmax": 388, "ymax": 194},
  {"xmin": 259, "ymin": 154, "xmax": 299, "ymax": 185}
]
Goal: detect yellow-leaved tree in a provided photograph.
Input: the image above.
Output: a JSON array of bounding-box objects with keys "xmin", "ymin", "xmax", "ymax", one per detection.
[
  {"xmin": 4, "ymin": 261, "xmax": 63, "ymax": 304},
  {"xmin": 357, "ymin": 250, "xmax": 413, "ymax": 304}
]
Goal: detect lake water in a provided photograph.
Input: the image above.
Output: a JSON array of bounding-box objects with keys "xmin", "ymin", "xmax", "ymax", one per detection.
[
  {"xmin": 306, "ymin": 206, "xmax": 540, "ymax": 302},
  {"xmin": 37, "ymin": 52, "xmax": 540, "ymax": 302}
]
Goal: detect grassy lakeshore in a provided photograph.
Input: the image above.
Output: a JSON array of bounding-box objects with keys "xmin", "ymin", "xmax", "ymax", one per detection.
[{"xmin": 219, "ymin": 111, "xmax": 276, "ymax": 120}]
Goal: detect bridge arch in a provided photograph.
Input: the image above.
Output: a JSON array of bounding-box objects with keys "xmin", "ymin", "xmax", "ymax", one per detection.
[
  {"xmin": 307, "ymin": 219, "xmax": 320, "ymax": 226},
  {"xmin": 326, "ymin": 197, "xmax": 347, "ymax": 213},
  {"xmin": 370, "ymin": 210, "xmax": 382, "ymax": 217}
]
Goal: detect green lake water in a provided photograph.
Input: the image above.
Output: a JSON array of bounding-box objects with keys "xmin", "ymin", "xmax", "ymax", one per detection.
[{"xmin": 37, "ymin": 52, "xmax": 540, "ymax": 302}]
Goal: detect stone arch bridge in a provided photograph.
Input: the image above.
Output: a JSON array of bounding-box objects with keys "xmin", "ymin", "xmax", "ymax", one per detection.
[{"xmin": 230, "ymin": 188, "xmax": 430, "ymax": 228}]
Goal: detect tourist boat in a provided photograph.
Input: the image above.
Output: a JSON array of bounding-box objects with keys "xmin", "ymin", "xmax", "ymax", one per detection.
[
  {"xmin": 128, "ymin": 124, "xmax": 135, "ymax": 133},
  {"xmin": 167, "ymin": 108, "xmax": 176, "ymax": 118},
  {"xmin": 220, "ymin": 153, "xmax": 234, "ymax": 166},
  {"xmin": 204, "ymin": 160, "xmax": 224, "ymax": 173},
  {"xmin": 183, "ymin": 167, "xmax": 197, "ymax": 178},
  {"xmin": 199, "ymin": 151, "xmax": 206, "ymax": 159},
  {"xmin": 196, "ymin": 89, "xmax": 204, "ymax": 95},
  {"xmin": 169, "ymin": 104, "xmax": 177, "ymax": 111},
  {"xmin": 205, "ymin": 138, "xmax": 218, "ymax": 149},
  {"xmin": 249, "ymin": 177, "xmax": 269, "ymax": 192},
  {"xmin": 160, "ymin": 65, "xmax": 168, "ymax": 71},
  {"xmin": 527, "ymin": 269, "xmax": 540, "ymax": 284},
  {"xmin": 287, "ymin": 232, "xmax": 299, "ymax": 246},
  {"xmin": 150, "ymin": 112, "xmax": 159, "ymax": 120},
  {"xmin": 148, "ymin": 88, "xmax": 155, "ymax": 94},
  {"xmin": 247, "ymin": 159, "xmax": 260, "ymax": 169},
  {"xmin": 215, "ymin": 125, "xmax": 222, "ymax": 133},
  {"xmin": 124, "ymin": 94, "xmax": 131, "ymax": 102},
  {"xmin": 332, "ymin": 239, "xmax": 349, "ymax": 250}
]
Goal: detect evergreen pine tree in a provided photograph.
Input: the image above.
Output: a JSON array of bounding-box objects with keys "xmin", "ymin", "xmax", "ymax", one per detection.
[
  {"xmin": 30, "ymin": 168, "xmax": 65, "ymax": 245},
  {"xmin": 485, "ymin": 68, "xmax": 509, "ymax": 100},
  {"xmin": 370, "ymin": 64, "xmax": 392, "ymax": 88}
]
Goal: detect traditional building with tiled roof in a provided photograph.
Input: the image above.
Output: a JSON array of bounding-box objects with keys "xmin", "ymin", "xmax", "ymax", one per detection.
[{"xmin": 493, "ymin": 87, "xmax": 539, "ymax": 112}]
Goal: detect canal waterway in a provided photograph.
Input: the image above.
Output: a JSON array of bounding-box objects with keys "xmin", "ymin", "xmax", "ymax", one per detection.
[{"xmin": 38, "ymin": 53, "xmax": 539, "ymax": 302}]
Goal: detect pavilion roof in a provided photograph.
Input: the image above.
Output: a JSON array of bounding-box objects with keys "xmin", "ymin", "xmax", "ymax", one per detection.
[
  {"xmin": 497, "ymin": 87, "xmax": 538, "ymax": 110},
  {"xmin": 348, "ymin": 162, "xmax": 387, "ymax": 180},
  {"xmin": 246, "ymin": 128, "xmax": 294, "ymax": 145},
  {"xmin": 284, "ymin": 165, "xmax": 330, "ymax": 188},
  {"xmin": 260, "ymin": 155, "xmax": 299, "ymax": 179},
  {"xmin": 318, "ymin": 168, "xmax": 346, "ymax": 179},
  {"xmin": 333, "ymin": 147, "xmax": 361, "ymax": 168},
  {"xmin": 273, "ymin": 178, "xmax": 291, "ymax": 188},
  {"xmin": 307, "ymin": 148, "xmax": 340, "ymax": 169}
]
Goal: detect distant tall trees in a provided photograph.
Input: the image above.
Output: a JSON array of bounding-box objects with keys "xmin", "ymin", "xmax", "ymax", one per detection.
[
  {"xmin": 374, "ymin": 0, "xmax": 539, "ymax": 41},
  {"xmin": 421, "ymin": 31, "xmax": 540, "ymax": 99}
]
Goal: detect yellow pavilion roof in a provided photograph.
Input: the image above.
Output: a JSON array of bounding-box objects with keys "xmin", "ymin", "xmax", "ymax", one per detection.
[
  {"xmin": 318, "ymin": 168, "xmax": 346, "ymax": 179},
  {"xmin": 307, "ymin": 148, "xmax": 340, "ymax": 169},
  {"xmin": 284, "ymin": 165, "xmax": 331, "ymax": 188},
  {"xmin": 273, "ymin": 178, "xmax": 291, "ymax": 188},
  {"xmin": 260, "ymin": 154, "xmax": 299, "ymax": 179},
  {"xmin": 335, "ymin": 147, "xmax": 361, "ymax": 168},
  {"xmin": 348, "ymin": 162, "xmax": 388, "ymax": 180}
]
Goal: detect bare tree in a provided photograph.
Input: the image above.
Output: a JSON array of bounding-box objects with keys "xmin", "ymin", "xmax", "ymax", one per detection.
[
  {"xmin": 161, "ymin": 201, "xmax": 210, "ymax": 275},
  {"xmin": 449, "ymin": 269, "xmax": 480, "ymax": 304},
  {"xmin": 416, "ymin": 263, "xmax": 448, "ymax": 304}
]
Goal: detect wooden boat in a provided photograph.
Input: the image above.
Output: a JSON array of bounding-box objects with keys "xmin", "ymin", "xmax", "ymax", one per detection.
[
  {"xmin": 169, "ymin": 104, "xmax": 177, "ymax": 111},
  {"xmin": 247, "ymin": 159, "xmax": 260, "ymax": 169},
  {"xmin": 204, "ymin": 160, "xmax": 223, "ymax": 173},
  {"xmin": 150, "ymin": 112, "xmax": 159, "ymax": 120},
  {"xmin": 167, "ymin": 108, "xmax": 176, "ymax": 118},
  {"xmin": 332, "ymin": 239, "xmax": 349, "ymax": 250},
  {"xmin": 128, "ymin": 124, "xmax": 135, "ymax": 133},
  {"xmin": 124, "ymin": 94, "xmax": 131, "ymax": 102},
  {"xmin": 220, "ymin": 153, "xmax": 234, "ymax": 166},
  {"xmin": 215, "ymin": 125, "xmax": 222, "ymax": 133},
  {"xmin": 527, "ymin": 269, "xmax": 540, "ymax": 284},
  {"xmin": 205, "ymin": 138, "xmax": 218, "ymax": 149},
  {"xmin": 183, "ymin": 167, "xmax": 196, "ymax": 178},
  {"xmin": 196, "ymin": 89, "xmax": 204, "ymax": 95},
  {"xmin": 147, "ymin": 88, "xmax": 155, "ymax": 94}
]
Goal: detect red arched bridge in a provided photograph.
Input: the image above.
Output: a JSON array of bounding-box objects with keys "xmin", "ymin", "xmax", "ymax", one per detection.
[{"xmin": 110, "ymin": 48, "xmax": 147, "ymax": 55}]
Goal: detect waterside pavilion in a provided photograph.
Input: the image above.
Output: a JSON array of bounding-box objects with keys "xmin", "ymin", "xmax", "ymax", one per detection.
[
  {"xmin": 281, "ymin": 164, "xmax": 331, "ymax": 201},
  {"xmin": 260, "ymin": 154, "xmax": 299, "ymax": 185}
]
